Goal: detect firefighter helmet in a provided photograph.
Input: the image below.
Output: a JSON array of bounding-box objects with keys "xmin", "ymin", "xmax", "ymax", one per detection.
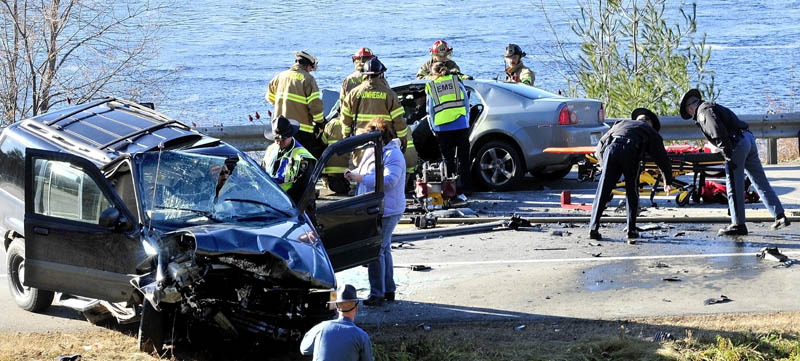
[
  {"xmin": 294, "ymin": 50, "xmax": 318, "ymax": 71},
  {"xmin": 362, "ymin": 57, "xmax": 387, "ymax": 75},
  {"xmin": 351, "ymin": 47, "xmax": 375, "ymax": 62},
  {"xmin": 505, "ymin": 43, "xmax": 526, "ymax": 58},
  {"xmin": 430, "ymin": 40, "xmax": 453, "ymax": 54}
]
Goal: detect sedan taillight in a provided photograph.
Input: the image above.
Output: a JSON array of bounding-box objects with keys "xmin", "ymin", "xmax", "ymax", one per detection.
[{"xmin": 558, "ymin": 106, "xmax": 577, "ymax": 125}]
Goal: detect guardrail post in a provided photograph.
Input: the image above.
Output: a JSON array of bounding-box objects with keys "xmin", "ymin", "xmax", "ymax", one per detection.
[{"xmin": 766, "ymin": 138, "xmax": 778, "ymax": 165}]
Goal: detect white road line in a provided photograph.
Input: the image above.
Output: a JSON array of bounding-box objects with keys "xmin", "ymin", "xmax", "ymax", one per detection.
[{"xmin": 396, "ymin": 251, "xmax": 800, "ymax": 267}]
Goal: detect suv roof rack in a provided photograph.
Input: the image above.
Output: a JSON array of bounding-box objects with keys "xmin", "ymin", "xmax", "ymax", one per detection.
[{"xmin": 31, "ymin": 97, "xmax": 197, "ymax": 154}]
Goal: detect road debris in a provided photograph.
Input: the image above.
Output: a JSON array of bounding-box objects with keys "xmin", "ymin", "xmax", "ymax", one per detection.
[
  {"xmin": 662, "ymin": 276, "xmax": 681, "ymax": 282},
  {"xmin": 410, "ymin": 265, "xmax": 432, "ymax": 272},
  {"xmin": 653, "ymin": 331, "xmax": 675, "ymax": 342},
  {"xmin": 417, "ymin": 323, "xmax": 431, "ymax": 332},
  {"xmin": 651, "ymin": 261, "xmax": 670, "ymax": 268},
  {"xmin": 591, "ymin": 252, "xmax": 602, "ymax": 257},
  {"xmin": 514, "ymin": 325, "xmax": 526, "ymax": 331},
  {"xmin": 391, "ymin": 242, "xmax": 414, "ymax": 249},
  {"xmin": 757, "ymin": 247, "xmax": 789, "ymax": 262},
  {"xmin": 588, "ymin": 242, "xmax": 602, "ymax": 247},
  {"xmin": 58, "ymin": 356, "xmax": 82, "ymax": 361},
  {"xmin": 673, "ymin": 231, "xmax": 686, "ymax": 237},
  {"xmin": 627, "ymin": 239, "xmax": 637, "ymax": 245},
  {"xmin": 412, "ymin": 214, "xmax": 437, "ymax": 229},
  {"xmin": 534, "ymin": 247, "xmax": 568, "ymax": 251},
  {"xmin": 639, "ymin": 224, "xmax": 662, "ymax": 231},
  {"xmin": 704, "ymin": 295, "xmax": 732, "ymax": 305}
]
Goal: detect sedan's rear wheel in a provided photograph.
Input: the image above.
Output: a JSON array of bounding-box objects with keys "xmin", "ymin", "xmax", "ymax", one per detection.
[
  {"xmin": 475, "ymin": 141, "xmax": 523, "ymax": 191},
  {"xmin": 6, "ymin": 239, "xmax": 53, "ymax": 313}
]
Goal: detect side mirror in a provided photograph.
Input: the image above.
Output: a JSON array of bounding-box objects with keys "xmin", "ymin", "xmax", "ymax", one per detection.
[{"xmin": 98, "ymin": 207, "xmax": 121, "ymax": 228}]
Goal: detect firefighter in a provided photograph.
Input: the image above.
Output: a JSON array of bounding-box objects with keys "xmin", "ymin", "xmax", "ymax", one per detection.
[
  {"xmin": 679, "ymin": 89, "xmax": 791, "ymax": 236},
  {"xmin": 266, "ymin": 51, "xmax": 325, "ymax": 159},
  {"xmin": 504, "ymin": 44, "xmax": 535, "ymax": 86},
  {"xmin": 589, "ymin": 108, "xmax": 673, "ymax": 240},
  {"xmin": 340, "ymin": 47, "xmax": 375, "ymax": 106},
  {"xmin": 262, "ymin": 116, "xmax": 317, "ymax": 204},
  {"xmin": 425, "ymin": 62, "xmax": 472, "ymax": 202},
  {"xmin": 341, "ymin": 57, "xmax": 408, "ymax": 150},
  {"xmin": 321, "ymin": 117, "xmax": 351, "ymax": 194},
  {"xmin": 416, "ymin": 40, "xmax": 462, "ymax": 79}
]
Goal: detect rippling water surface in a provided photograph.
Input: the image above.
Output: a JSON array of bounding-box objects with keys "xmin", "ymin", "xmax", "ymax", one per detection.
[{"xmin": 149, "ymin": 0, "xmax": 800, "ymax": 125}]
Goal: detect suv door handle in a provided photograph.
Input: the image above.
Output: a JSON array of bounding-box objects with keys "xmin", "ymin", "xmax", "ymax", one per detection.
[
  {"xmin": 33, "ymin": 227, "xmax": 49, "ymax": 236},
  {"xmin": 366, "ymin": 206, "xmax": 380, "ymax": 215}
]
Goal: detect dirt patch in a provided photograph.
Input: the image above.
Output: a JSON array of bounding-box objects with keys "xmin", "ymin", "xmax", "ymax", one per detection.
[{"xmin": 1, "ymin": 312, "xmax": 798, "ymax": 360}]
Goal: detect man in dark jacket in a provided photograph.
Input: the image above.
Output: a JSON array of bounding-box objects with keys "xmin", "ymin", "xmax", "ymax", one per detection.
[
  {"xmin": 679, "ymin": 89, "xmax": 790, "ymax": 236},
  {"xmin": 589, "ymin": 108, "xmax": 673, "ymax": 240}
]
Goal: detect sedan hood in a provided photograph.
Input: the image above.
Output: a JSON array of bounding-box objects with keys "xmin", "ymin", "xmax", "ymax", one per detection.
[{"xmin": 181, "ymin": 218, "xmax": 335, "ymax": 288}]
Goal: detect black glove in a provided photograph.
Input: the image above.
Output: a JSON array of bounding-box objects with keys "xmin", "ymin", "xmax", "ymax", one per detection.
[{"xmin": 313, "ymin": 122, "xmax": 324, "ymax": 138}]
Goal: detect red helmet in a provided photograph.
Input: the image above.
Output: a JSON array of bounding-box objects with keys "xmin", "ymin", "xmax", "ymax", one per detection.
[
  {"xmin": 430, "ymin": 40, "xmax": 453, "ymax": 54},
  {"xmin": 351, "ymin": 47, "xmax": 374, "ymax": 61}
]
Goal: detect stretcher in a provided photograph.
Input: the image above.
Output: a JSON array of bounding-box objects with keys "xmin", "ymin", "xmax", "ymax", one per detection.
[{"xmin": 544, "ymin": 144, "xmax": 726, "ymax": 207}]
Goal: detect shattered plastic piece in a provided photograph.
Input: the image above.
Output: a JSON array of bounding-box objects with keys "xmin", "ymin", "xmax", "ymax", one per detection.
[
  {"xmin": 515, "ymin": 325, "xmax": 526, "ymax": 331},
  {"xmin": 704, "ymin": 295, "xmax": 732, "ymax": 305},
  {"xmin": 58, "ymin": 355, "xmax": 82, "ymax": 361},
  {"xmin": 551, "ymin": 230, "xmax": 564, "ymax": 237},
  {"xmin": 591, "ymin": 252, "xmax": 602, "ymax": 257},
  {"xmin": 757, "ymin": 247, "xmax": 789, "ymax": 262},
  {"xmin": 588, "ymin": 242, "xmax": 602, "ymax": 247},
  {"xmin": 662, "ymin": 276, "xmax": 681, "ymax": 282},
  {"xmin": 653, "ymin": 331, "xmax": 675, "ymax": 342},
  {"xmin": 651, "ymin": 262, "xmax": 670, "ymax": 268},
  {"xmin": 639, "ymin": 224, "xmax": 661, "ymax": 231},
  {"xmin": 673, "ymin": 231, "xmax": 686, "ymax": 237},
  {"xmin": 417, "ymin": 323, "xmax": 431, "ymax": 332},
  {"xmin": 534, "ymin": 248, "xmax": 567, "ymax": 251},
  {"xmin": 410, "ymin": 265, "xmax": 432, "ymax": 271}
]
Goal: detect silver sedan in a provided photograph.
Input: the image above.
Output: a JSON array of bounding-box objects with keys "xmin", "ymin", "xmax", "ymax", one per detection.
[{"xmin": 396, "ymin": 79, "xmax": 609, "ymax": 191}]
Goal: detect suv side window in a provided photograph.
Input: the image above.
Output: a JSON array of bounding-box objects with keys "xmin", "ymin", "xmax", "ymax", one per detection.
[
  {"xmin": 0, "ymin": 134, "xmax": 26, "ymax": 200},
  {"xmin": 33, "ymin": 159, "xmax": 112, "ymax": 224}
]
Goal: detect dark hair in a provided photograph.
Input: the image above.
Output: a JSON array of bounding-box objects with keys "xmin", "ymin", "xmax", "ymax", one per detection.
[
  {"xmin": 296, "ymin": 57, "xmax": 313, "ymax": 67},
  {"xmin": 365, "ymin": 117, "xmax": 395, "ymax": 145},
  {"xmin": 431, "ymin": 62, "xmax": 450, "ymax": 77}
]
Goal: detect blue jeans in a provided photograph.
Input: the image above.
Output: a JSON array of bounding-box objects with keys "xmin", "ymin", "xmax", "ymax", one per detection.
[
  {"xmin": 726, "ymin": 131, "xmax": 784, "ymax": 225},
  {"xmin": 368, "ymin": 214, "xmax": 402, "ymax": 297}
]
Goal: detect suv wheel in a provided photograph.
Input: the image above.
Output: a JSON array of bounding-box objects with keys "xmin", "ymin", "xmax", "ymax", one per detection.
[
  {"xmin": 139, "ymin": 301, "xmax": 167, "ymax": 355},
  {"xmin": 474, "ymin": 141, "xmax": 523, "ymax": 191},
  {"xmin": 6, "ymin": 239, "xmax": 54, "ymax": 312}
]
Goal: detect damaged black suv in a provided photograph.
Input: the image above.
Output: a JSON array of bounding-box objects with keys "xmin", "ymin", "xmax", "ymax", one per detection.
[{"xmin": 0, "ymin": 98, "xmax": 384, "ymax": 353}]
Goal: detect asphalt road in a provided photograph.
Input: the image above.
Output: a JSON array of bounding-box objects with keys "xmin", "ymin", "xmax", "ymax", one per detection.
[{"xmin": 1, "ymin": 165, "xmax": 799, "ymax": 332}]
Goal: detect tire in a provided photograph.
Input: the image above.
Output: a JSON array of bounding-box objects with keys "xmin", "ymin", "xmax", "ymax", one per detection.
[
  {"xmin": 676, "ymin": 191, "xmax": 691, "ymax": 207},
  {"xmin": 138, "ymin": 301, "xmax": 166, "ymax": 355},
  {"xmin": 531, "ymin": 166, "xmax": 572, "ymax": 181},
  {"xmin": 474, "ymin": 140, "xmax": 524, "ymax": 191},
  {"xmin": 6, "ymin": 239, "xmax": 54, "ymax": 313}
]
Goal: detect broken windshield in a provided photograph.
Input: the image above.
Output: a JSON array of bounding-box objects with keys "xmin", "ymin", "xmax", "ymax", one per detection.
[{"xmin": 135, "ymin": 150, "xmax": 295, "ymax": 226}]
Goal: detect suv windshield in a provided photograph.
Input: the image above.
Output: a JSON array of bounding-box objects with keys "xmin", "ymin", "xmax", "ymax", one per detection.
[{"xmin": 135, "ymin": 150, "xmax": 295, "ymax": 226}]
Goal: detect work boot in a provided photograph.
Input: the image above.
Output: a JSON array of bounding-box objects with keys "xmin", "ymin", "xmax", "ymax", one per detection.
[
  {"xmin": 589, "ymin": 230, "xmax": 602, "ymax": 240},
  {"xmin": 627, "ymin": 231, "xmax": 640, "ymax": 239},
  {"xmin": 384, "ymin": 291, "xmax": 395, "ymax": 302},
  {"xmin": 718, "ymin": 224, "xmax": 748, "ymax": 236},
  {"xmin": 363, "ymin": 295, "xmax": 385, "ymax": 307},
  {"xmin": 772, "ymin": 215, "xmax": 791, "ymax": 230}
]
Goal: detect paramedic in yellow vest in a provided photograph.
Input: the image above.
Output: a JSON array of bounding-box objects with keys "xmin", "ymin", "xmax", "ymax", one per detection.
[
  {"xmin": 504, "ymin": 44, "xmax": 535, "ymax": 86},
  {"xmin": 426, "ymin": 62, "xmax": 472, "ymax": 202},
  {"xmin": 417, "ymin": 40, "xmax": 461, "ymax": 79},
  {"xmin": 321, "ymin": 118, "xmax": 351, "ymax": 194},
  {"xmin": 262, "ymin": 116, "xmax": 317, "ymax": 204},
  {"xmin": 341, "ymin": 57, "xmax": 408, "ymax": 150},
  {"xmin": 340, "ymin": 48, "xmax": 375, "ymax": 106},
  {"xmin": 266, "ymin": 51, "xmax": 325, "ymax": 159}
]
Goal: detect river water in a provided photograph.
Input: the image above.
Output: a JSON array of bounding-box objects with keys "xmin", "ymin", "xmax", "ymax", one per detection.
[{"xmin": 151, "ymin": 0, "xmax": 800, "ymax": 126}]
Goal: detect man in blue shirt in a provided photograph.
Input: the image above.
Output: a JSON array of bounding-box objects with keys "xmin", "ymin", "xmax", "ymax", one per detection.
[{"xmin": 300, "ymin": 284, "xmax": 373, "ymax": 361}]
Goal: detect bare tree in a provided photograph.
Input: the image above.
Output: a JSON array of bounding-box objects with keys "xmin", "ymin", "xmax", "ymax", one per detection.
[{"xmin": 0, "ymin": 0, "xmax": 174, "ymax": 126}]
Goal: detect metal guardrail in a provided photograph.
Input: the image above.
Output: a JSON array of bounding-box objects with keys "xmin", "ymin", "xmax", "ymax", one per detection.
[{"xmin": 203, "ymin": 112, "xmax": 800, "ymax": 154}]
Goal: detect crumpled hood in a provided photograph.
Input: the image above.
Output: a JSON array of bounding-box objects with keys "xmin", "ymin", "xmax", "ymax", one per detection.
[{"xmin": 181, "ymin": 218, "xmax": 335, "ymax": 288}]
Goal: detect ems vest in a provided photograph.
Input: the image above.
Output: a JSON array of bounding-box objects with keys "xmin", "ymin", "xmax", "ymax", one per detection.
[
  {"xmin": 262, "ymin": 140, "xmax": 315, "ymax": 191},
  {"xmin": 426, "ymin": 75, "xmax": 467, "ymax": 126}
]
